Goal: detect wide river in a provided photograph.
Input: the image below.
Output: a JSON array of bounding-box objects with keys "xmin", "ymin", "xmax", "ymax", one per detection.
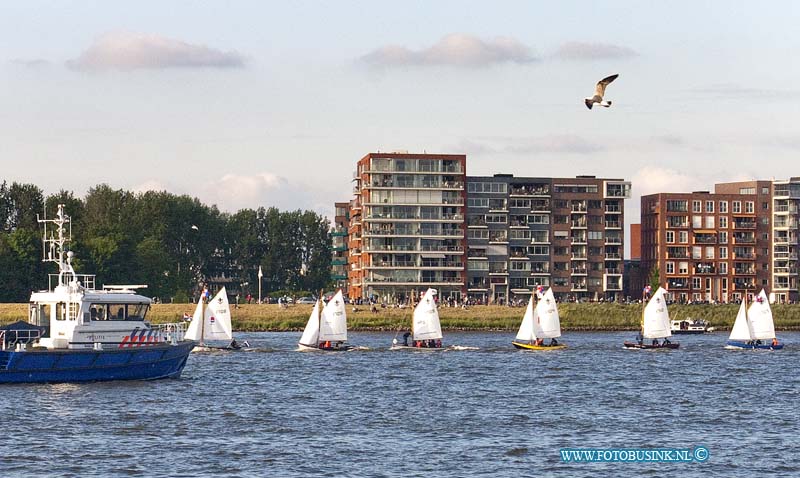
[{"xmin": 1, "ymin": 331, "xmax": 798, "ymax": 477}]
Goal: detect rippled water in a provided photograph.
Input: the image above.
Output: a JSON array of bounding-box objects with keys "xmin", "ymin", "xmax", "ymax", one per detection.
[{"xmin": 1, "ymin": 331, "xmax": 798, "ymax": 477}]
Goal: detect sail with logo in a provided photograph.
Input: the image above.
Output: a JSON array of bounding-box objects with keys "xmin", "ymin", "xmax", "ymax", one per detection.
[
  {"xmin": 624, "ymin": 286, "xmax": 679, "ymax": 349},
  {"xmin": 185, "ymin": 287, "xmax": 239, "ymax": 351},
  {"xmin": 298, "ymin": 290, "xmax": 352, "ymax": 351},
  {"xmin": 512, "ymin": 287, "xmax": 566, "ymax": 350},
  {"xmin": 391, "ymin": 288, "xmax": 444, "ymax": 349},
  {"xmin": 726, "ymin": 289, "xmax": 783, "ymax": 350}
]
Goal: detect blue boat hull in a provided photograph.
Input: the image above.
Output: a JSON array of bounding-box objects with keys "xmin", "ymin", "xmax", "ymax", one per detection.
[
  {"xmin": 725, "ymin": 340, "xmax": 784, "ymax": 350},
  {"xmin": 0, "ymin": 340, "xmax": 195, "ymax": 384}
]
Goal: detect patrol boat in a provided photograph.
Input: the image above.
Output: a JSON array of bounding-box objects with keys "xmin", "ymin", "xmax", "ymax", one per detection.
[{"xmin": 0, "ymin": 205, "xmax": 194, "ymax": 383}]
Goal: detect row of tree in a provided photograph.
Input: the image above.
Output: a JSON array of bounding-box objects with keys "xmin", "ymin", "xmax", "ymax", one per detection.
[{"xmin": 0, "ymin": 181, "xmax": 333, "ymax": 302}]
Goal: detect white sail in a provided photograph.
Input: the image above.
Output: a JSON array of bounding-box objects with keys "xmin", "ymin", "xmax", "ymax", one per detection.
[
  {"xmin": 747, "ymin": 289, "xmax": 776, "ymax": 340},
  {"xmin": 299, "ymin": 300, "xmax": 321, "ymax": 346},
  {"xmin": 413, "ymin": 288, "xmax": 443, "ymax": 341},
  {"xmin": 515, "ymin": 296, "xmax": 536, "ymax": 342},
  {"xmin": 535, "ymin": 288, "xmax": 562, "ymax": 339},
  {"xmin": 643, "ymin": 287, "xmax": 671, "ymax": 339},
  {"xmin": 183, "ymin": 297, "xmax": 205, "ymax": 341},
  {"xmin": 728, "ymin": 298, "xmax": 754, "ymax": 342},
  {"xmin": 203, "ymin": 288, "xmax": 233, "ymax": 341},
  {"xmin": 319, "ymin": 290, "xmax": 348, "ymax": 342}
]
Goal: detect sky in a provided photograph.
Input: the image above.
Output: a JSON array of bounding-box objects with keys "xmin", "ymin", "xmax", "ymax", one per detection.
[{"xmin": 3, "ymin": 0, "xmax": 800, "ymax": 248}]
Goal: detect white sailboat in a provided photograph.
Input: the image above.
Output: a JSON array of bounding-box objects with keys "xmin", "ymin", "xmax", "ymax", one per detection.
[
  {"xmin": 185, "ymin": 287, "xmax": 237, "ymax": 351},
  {"xmin": 727, "ymin": 290, "xmax": 782, "ymax": 350},
  {"xmin": 298, "ymin": 290, "xmax": 351, "ymax": 351},
  {"xmin": 391, "ymin": 288, "xmax": 443, "ymax": 349},
  {"xmin": 512, "ymin": 288, "xmax": 565, "ymax": 350},
  {"xmin": 624, "ymin": 287, "xmax": 679, "ymax": 349}
]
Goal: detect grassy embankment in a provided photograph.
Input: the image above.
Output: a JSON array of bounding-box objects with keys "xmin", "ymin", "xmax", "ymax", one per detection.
[{"xmin": 3, "ymin": 302, "xmax": 800, "ymax": 331}]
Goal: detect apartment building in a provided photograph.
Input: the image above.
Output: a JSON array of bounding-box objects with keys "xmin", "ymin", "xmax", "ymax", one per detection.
[
  {"xmin": 770, "ymin": 178, "xmax": 800, "ymax": 302},
  {"xmin": 641, "ymin": 180, "xmax": 772, "ymax": 303},
  {"xmin": 330, "ymin": 202, "xmax": 349, "ymax": 291},
  {"xmin": 465, "ymin": 174, "xmax": 631, "ymax": 303},
  {"xmin": 348, "ymin": 152, "xmax": 467, "ymax": 301}
]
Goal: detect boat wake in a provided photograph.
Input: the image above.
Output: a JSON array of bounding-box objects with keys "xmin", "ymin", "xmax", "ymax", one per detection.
[{"xmin": 449, "ymin": 345, "xmax": 479, "ymax": 351}]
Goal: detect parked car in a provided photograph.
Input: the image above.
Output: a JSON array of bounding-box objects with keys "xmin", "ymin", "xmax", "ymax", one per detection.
[{"xmin": 296, "ymin": 297, "xmax": 317, "ymax": 304}]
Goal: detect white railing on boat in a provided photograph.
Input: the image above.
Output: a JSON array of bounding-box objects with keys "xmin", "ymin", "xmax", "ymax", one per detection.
[
  {"xmin": 154, "ymin": 322, "xmax": 187, "ymax": 344},
  {"xmin": 0, "ymin": 329, "xmax": 43, "ymax": 351},
  {"xmin": 48, "ymin": 273, "xmax": 96, "ymax": 291}
]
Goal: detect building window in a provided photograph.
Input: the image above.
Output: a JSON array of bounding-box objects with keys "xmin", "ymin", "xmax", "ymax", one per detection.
[
  {"xmin": 468, "ymin": 260, "xmax": 489, "ymax": 271},
  {"xmin": 679, "ymin": 231, "xmax": 688, "ymax": 243},
  {"xmin": 692, "ymin": 277, "xmax": 701, "ymax": 289},
  {"xmin": 719, "ymin": 246, "xmax": 727, "ymax": 259},
  {"xmin": 692, "ymin": 216, "xmax": 702, "ymax": 228},
  {"xmin": 666, "ymin": 262, "xmax": 675, "ymax": 274},
  {"xmin": 588, "ymin": 231, "xmax": 603, "ymax": 240},
  {"xmin": 692, "ymin": 200, "xmax": 701, "ymax": 213},
  {"xmin": 719, "ymin": 262, "xmax": 727, "ymax": 274},
  {"xmin": 739, "ymin": 187, "xmax": 755, "ymax": 195},
  {"xmin": 762, "ymin": 202, "xmax": 769, "ymax": 210},
  {"xmin": 719, "ymin": 232, "xmax": 728, "ymax": 244},
  {"xmin": 762, "ymin": 217, "xmax": 769, "ymax": 225},
  {"xmin": 719, "ymin": 216, "xmax": 728, "ymax": 228},
  {"xmin": 705, "ymin": 247, "xmax": 715, "ymax": 259},
  {"xmin": 678, "ymin": 262, "xmax": 689, "ymax": 274},
  {"xmin": 486, "ymin": 214, "xmax": 507, "ymax": 224},
  {"xmin": 666, "ymin": 231, "xmax": 675, "ymax": 243},
  {"xmin": 705, "ymin": 201, "xmax": 714, "ymax": 213},
  {"xmin": 692, "ymin": 246, "xmax": 702, "ymax": 259},
  {"xmin": 719, "ymin": 201, "xmax": 728, "ymax": 213},
  {"xmin": 732, "ymin": 201, "xmax": 741, "ymax": 213},
  {"xmin": 762, "ymin": 186, "xmax": 770, "ymax": 195},
  {"xmin": 745, "ymin": 201, "xmax": 754, "ymax": 213},
  {"xmin": 705, "ymin": 216, "xmax": 714, "ymax": 229},
  {"xmin": 468, "ymin": 198, "xmax": 489, "ymax": 208},
  {"xmin": 553, "ymin": 215, "xmax": 568, "ymax": 224}
]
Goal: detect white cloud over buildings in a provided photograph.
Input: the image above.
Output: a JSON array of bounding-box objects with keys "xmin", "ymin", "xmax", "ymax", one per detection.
[{"xmin": 66, "ymin": 31, "xmax": 246, "ymax": 71}]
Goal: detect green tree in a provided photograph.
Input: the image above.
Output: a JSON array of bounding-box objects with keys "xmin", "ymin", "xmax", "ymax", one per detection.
[{"xmin": 648, "ymin": 266, "xmax": 661, "ymax": 294}]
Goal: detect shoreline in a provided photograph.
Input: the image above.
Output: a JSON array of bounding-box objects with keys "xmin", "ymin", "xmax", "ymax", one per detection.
[{"xmin": 3, "ymin": 302, "xmax": 800, "ymax": 332}]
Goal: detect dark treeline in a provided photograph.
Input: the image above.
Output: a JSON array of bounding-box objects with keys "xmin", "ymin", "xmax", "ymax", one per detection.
[{"xmin": 0, "ymin": 181, "xmax": 332, "ymax": 302}]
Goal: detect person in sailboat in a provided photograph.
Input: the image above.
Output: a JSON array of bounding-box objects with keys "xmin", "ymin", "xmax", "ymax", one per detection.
[
  {"xmin": 663, "ymin": 337, "xmax": 671, "ymax": 345},
  {"xmin": 550, "ymin": 338, "xmax": 558, "ymax": 347},
  {"xmin": 652, "ymin": 338, "xmax": 659, "ymax": 346},
  {"xmin": 435, "ymin": 339, "xmax": 442, "ymax": 348},
  {"xmin": 402, "ymin": 331, "xmax": 411, "ymax": 346}
]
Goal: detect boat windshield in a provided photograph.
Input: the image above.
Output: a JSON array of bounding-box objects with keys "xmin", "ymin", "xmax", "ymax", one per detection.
[{"xmin": 89, "ymin": 303, "xmax": 149, "ymax": 321}]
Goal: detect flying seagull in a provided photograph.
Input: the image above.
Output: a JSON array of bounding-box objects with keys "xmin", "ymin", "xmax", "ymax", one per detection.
[{"xmin": 584, "ymin": 74, "xmax": 619, "ymax": 109}]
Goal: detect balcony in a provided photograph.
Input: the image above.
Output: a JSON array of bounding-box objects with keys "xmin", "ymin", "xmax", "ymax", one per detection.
[
  {"xmin": 693, "ymin": 264, "xmax": 716, "ymax": 275},
  {"xmin": 510, "ymin": 186, "xmax": 550, "ymax": 197},
  {"xmin": 571, "ymin": 220, "xmax": 587, "ymax": 228},
  {"xmin": 571, "ymin": 254, "xmax": 588, "ymax": 260},
  {"xmin": 732, "ymin": 220, "xmax": 756, "ymax": 229},
  {"xmin": 571, "ymin": 268, "xmax": 588, "ymax": 275},
  {"xmin": 605, "ymin": 268, "xmax": 621, "ymax": 275},
  {"xmin": 605, "ymin": 253, "xmax": 622, "ymax": 260},
  {"xmin": 571, "ymin": 236, "xmax": 587, "ymax": 244},
  {"xmin": 732, "ymin": 235, "xmax": 756, "ymax": 244},
  {"xmin": 733, "ymin": 267, "xmax": 756, "ymax": 275},
  {"xmin": 604, "ymin": 237, "xmax": 622, "ymax": 245},
  {"xmin": 605, "ymin": 205, "xmax": 622, "ymax": 214},
  {"xmin": 693, "ymin": 235, "xmax": 716, "ymax": 244},
  {"xmin": 668, "ymin": 279, "xmax": 689, "ymax": 289},
  {"xmin": 468, "ymin": 281, "xmax": 490, "ymax": 290},
  {"xmin": 570, "ymin": 283, "xmax": 588, "ymax": 291},
  {"xmin": 605, "ymin": 220, "xmax": 621, "ymax": 229}
]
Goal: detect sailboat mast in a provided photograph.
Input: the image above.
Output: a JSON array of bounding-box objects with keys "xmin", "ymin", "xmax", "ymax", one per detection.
[
  {"xmin": 199, "ymin": 287, "xmax": 206, "ymax": 346},
  {"xmin": 317, "ymin": 289, "xmax": 324, "ymax": 348}
]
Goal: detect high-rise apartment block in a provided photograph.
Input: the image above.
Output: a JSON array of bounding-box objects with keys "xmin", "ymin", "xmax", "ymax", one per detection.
[
  {"xmin": 641, "ymin": 181, "xmax": 773, "ymax": 303},
  {"xmin": 465, "ymin": 174, "xmax": 630, "ymax": 303},
  {"xmin": 348, "ymin": 153, "xmax": 467, "ymax": 301},
  {"xmin": 330, "ymin": 202, "xmax": 350, "ymax": 291}
]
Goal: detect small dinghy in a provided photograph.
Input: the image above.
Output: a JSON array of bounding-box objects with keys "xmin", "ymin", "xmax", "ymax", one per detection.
[
  {"xmin": 624, "ymin": 287, "xmax": 679, "ymax": 350},
  {"xmin": 512, "ymin": 287, "xmax": 566, "ymax": 350},
  {"xmin": 726, "ymin": 290, "xmax": 783, "ymax": 350}
]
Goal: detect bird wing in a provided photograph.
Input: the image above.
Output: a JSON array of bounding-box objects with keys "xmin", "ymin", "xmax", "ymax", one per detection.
[{"xmin": 594, "ymin": 74, "xmax": 619, "ymax": 97}]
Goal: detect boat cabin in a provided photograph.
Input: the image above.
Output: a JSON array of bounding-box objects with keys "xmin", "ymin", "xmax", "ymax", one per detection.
[{"xmin": 28, "ymin": 275, "xmax": 156, "ymax": 350}]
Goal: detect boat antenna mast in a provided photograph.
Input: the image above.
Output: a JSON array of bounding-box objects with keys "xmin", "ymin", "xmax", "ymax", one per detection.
[{"xmin": 38, "ymin": 204, "xmax": 75, "ymax": 288}]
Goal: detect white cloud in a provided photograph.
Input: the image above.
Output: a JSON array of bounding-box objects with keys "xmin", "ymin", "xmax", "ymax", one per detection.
[
  {"xmin": 360, "ymin": 33, "xmax": 536, "ymax": 68},
  {"xmin": 10, "ymin": 58, "xmax": 50, "ymax": 67},
  {"xmin": 553, "ymin": 41, "xmax": 638, "ymax": 60},
  {"xmin": 632, "ymin": 167, "xmax": 707, "ymax": 197},
  {"xmin": 505, "ymin": 134, "xmax": 604, "ymax": 154},
  {"xmin": 66, "ymin": 31, "xmax": 246, "ymax": 71}
]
